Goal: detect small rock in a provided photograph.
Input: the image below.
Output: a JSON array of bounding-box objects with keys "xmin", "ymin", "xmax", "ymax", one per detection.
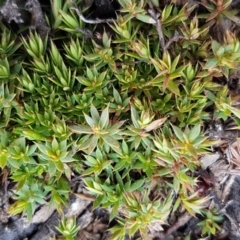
[{"xmin": 200, "ymin": 153, "xmax": 221, "ymax": 169}]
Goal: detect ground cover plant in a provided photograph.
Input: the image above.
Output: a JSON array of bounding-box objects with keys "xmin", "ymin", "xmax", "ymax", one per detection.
[{"xmin": 1, "ymin": 0, "xmax": 240, "ymax": 239}]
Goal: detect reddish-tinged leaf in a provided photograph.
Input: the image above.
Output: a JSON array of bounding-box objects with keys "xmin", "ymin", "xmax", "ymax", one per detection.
[
  {"xmin": 151, "ymin": 69, "xmax": 168, "ymax": 82},
  {"xmin": 143, "ymin": 117, "xmax": 167, "ymax": 132},
  {"xmin": 206, "ymin": 10, "xmax": 219, "ymax": 22},
  {"xmin": 154, "ymin": 158, "xmax": 168, "ymax": 167},
  {"xmin": 162, "ymin": 74, "xmax": 170, "ymax": 93}
]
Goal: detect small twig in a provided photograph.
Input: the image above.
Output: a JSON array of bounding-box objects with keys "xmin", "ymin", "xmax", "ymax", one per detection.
[
  {"xmin": 158, "ymin": 212, "xmax": 193, "ymax": 239},
  {"xmin": 76, "ymin": 27, "xmax": 95, "ymax": 39},
  {"xmin": 220, "ymin": 175, "xmax": 235, "ymax": 205},
  {"xmin": 3, "ymin": 180, "xmax": 8, "ymax": 210},
  {"xmin": 147, "ymin": 1, "xmax": 184, "ymax": 51},
  {"xmin": 74, "ymin": 192, "xmax": 95, "ymax": 201},
  {"xmin": 147, "ymin": 0, "xmax": 165, "ymax": 50},
  {"xmin": 70, "ymin": 0, "xmax": 115, "ymax": 24},
  {"xmin": 164, "ymin": 31, "xmax": 185, "ymax": 51},
  {"xmin": 25, "ymin": 0, "xmax": 50, "ymax": 38},
  {"xmin": 115, "ymin": 60, "xmax": 147, "ymax": 67}
]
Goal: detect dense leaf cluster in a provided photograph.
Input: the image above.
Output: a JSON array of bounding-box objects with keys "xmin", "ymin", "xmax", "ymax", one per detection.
[{"xmin": 0, "ymin": 0, "xmax": 240, "ymax": 239}]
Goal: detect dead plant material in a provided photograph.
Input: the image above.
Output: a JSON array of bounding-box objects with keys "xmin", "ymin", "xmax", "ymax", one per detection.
[
  {"xmin": 70, "ymin": 0, "xmax": 115, "ymax": 24},
  {"xmin": 225, "ymin": 139, "xmax": 240, "ymax": 175},
  {"xmin": 147, "ymin": 0, "xmax": 165, "ymax": 50},
  {"xmin": 157, "ymin": 212, "xmax": 193, "ymax": 240}
]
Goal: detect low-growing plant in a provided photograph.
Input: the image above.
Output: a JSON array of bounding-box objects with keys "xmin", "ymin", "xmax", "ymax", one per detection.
[
  {"xmin": 200, "ymin": 0, "xmax": 239, "ymax": 25},
  {"xmin": 110, "ymin": 190, "xmax": 173, "ymax": 239},
  {"xmin": 198, "ymin": 208, "xmax": 223, "ymax": 236},
  {"xmin": 8, "ymin": 182, "xmax": 47, "ymax": 220},
  {"xmin": 0, "ymin": 0, "xmax": 239, "ymax": 238},
  {"xmin": 69, "ymin": 105, "xmax": 124, "ymax": 154},
  {"xmin": 56, "ymin": 216, "xmax": 80, "ymax": 240}
]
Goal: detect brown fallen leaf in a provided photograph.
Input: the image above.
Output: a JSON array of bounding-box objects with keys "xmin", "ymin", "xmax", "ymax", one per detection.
[{"xmin": 226, "ymin": 139, "xmax": 240, "ymax": 166}]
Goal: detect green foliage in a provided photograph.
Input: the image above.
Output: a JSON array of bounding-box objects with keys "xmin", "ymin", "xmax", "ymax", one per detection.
[
  {"xmin": 200, "ymin": 0, "xmax": 238, "ymax": 24},
  {"xmin": 56, "ymin": 216, "xmax": 80, "ymax": 240},
  {"xmin": 69, "ymin": 105, "xmax": 124, "ymax": 154},
  {"xmin": 8, "ymin": 182, "xmax": 47, "ymax": 220},
  {"xmin": 36, "ymin": 138, "xmax": 76, "ymax": 175},
  {"xmin": 198, "ymin": 209, "xmax": 223, "ymax": 236},
  {"xmin": 204, "ymin": 31, "xmax": 240, "ymax": 77},
  {"xmin": 110, "ymin": 191, "xmax": 173, "ymax": 239},
  {"xmin": 0, "ymin": 0, "xmax": 239, "ymax": 238}
]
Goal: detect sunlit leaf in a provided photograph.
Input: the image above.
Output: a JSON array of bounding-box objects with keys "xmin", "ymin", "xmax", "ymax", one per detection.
[{"xmin": 69, "ymin": 125, "xmax": 93, "ymax": 134}]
